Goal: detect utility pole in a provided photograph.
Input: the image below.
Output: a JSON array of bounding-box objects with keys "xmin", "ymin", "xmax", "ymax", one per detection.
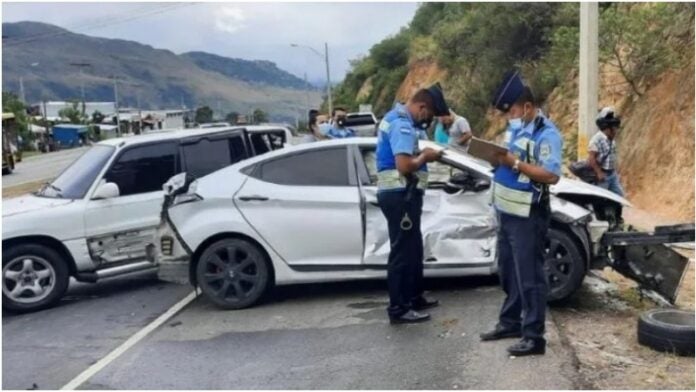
[
  {"xmin": 19, "ymin": 77, "xmax": 26, "ymax": 104},
  {"xmin": 113, "ymin": 77, "xmax": 121, "ymax": 137},
  {"xmin": 304, "ymin": 72, "xmax": 310, "ymax": 114},
  {"xmin": 324, "ymin": 42, "xmax": 333, "ymax": 116},
  {"xmin": 578, "ymin": 2, "xmax": 599, "ymax": 160},
  {"xmin": 136, "ymin": 91, "xmax": 142, "ymax": 134},
  {"xmin": 70, "ymin": 62, "xmax": 91, "ymax": 116},
  {"xmin": 290, "ymin": 43, "xmax": 333, "ymax": 115}
]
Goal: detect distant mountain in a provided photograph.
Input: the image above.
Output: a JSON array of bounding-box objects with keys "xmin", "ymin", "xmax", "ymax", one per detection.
[
  {"xmin": 182, "ymin": 52, "xmax": 312, "ymax": 90},
  {"xmin": 1, "ymin": 22, "xmax": 320, "ymax": 121}
]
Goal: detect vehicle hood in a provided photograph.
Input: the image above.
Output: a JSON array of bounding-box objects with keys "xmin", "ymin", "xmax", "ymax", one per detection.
[
  {"xmin": 551, "ymin": 177, "xmax": 632, "ymax": 207},
  {"xmin": 2, "ymin": 194, "xmax": 75, "ymax": 217}
]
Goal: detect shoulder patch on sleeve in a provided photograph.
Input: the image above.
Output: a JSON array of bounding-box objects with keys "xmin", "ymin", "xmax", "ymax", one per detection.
[
  {"xmin": 378, "ymin": 119, "xmax": 390, "ymax": 132},
  {"xmin": 540, "ymin": 142, "xmax": 552, "ymax": 160}
]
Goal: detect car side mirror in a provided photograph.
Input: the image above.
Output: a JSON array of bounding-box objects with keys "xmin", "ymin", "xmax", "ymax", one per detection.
[
  {"xmin": 93, "ymin": 182, "xmax": 120, "ymax": 200},
  {"xmin": 473, "ymin": 178, "xmax": 491, "ymax": 192}
]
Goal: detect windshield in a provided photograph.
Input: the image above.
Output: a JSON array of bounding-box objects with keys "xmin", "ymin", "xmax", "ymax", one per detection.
[{"xmin": 39, "ymin": 145, "xmax": 115, "ymax": 199}]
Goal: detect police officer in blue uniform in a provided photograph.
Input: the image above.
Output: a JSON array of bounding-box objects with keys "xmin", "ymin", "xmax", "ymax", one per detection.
[
  {"xmin": 376, "ymin": 84, "xmax": 449, "ymax": 324},
  {"xmin": 480, "ymin": 72, "xmax": 563, "ymax": 356}
]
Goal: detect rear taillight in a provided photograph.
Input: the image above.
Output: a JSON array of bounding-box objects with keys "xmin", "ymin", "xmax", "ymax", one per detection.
[{"xmin": 161, "ymin": 236, "xmax": 174, "ymax": 256}]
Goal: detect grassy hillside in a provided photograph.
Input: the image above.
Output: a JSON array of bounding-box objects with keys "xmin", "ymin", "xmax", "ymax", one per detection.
[
  {"xmin": 2, "ymin": 22, "xmax": 320, "ymax": 121},
  {"xmin": 332, "ymin": 2, "xmax": 694, "ymax": 221}
]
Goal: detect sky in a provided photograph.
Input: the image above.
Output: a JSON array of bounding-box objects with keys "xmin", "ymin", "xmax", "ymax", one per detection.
[{"xmin": 2, "ymin": 2, "xmax": 419, "ymax": 84}]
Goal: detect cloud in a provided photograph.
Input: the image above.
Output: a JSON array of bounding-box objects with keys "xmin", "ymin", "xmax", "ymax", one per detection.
[{"xmin": 214, "ymin": 5, "xmax": 247, "ymax": 34}]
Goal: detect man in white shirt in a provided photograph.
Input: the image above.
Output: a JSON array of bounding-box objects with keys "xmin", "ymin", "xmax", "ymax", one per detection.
[{"xmin": 440, "ymin": 110, "xmax": 473, "ymax": 150}]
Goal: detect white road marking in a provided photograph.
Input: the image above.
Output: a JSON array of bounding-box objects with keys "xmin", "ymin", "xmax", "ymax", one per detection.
[{"xmin": 60, "ymin": 290, "xmax": 197, "ymax": 390}]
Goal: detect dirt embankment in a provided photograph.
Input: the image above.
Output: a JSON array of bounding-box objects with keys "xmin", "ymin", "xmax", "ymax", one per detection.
[
  {"xmin": 394, "ymin": 61, "xmax": 447, "ymax": 103},
  {"xmin": 479, "ymin": 61, "xmax": 695, "ymax": 223}
]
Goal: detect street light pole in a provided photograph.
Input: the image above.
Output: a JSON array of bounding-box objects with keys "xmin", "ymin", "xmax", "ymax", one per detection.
[
  {"xmin": 291, "ymin": 43, "xmax": 333, "ymax": 115},
  {"xmin": 113, "ymin": 77, "xmax": 121, "ymax": 137},
  {"xmin": 324, "ymin": 42, "xmax": 333, "ymax": 116},
  {"xmin": 578, "ymin": 2, "xmax": 599, "ymax": 160},
  {"xmin": 70, "ymin": 62, "xmax": 91, "ymax": 117}
]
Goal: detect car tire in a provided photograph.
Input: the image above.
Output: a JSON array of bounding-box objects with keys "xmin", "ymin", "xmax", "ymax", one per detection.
[
  {"xmin": 2, "ymin": 243, "xmax": 70, "ymax": 312},
  {"xmin": 638, "ymin": 308, "xmax": 695, "ymax": 356},
  {"xmin": 196, "ymin": 238, "xmax": 271, "ymax": 310},
  {"xmin": 545, "ymin": 228, "xmax": 586, "ymax": 303}
]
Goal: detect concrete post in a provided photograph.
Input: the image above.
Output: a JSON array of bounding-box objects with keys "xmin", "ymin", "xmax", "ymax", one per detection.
[{"xmin": 578, "ymin": 2, "xmax": 599, "ymax": 160}]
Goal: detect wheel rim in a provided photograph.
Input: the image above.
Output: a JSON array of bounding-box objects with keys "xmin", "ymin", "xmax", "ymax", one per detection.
[
  {"xmin": 544, "ymin": 238, "xmax": 575, "ymax": 293},
  {"xmin": 202, "ymin": 244, "xmax": 261, "ymax": 304},
  {"xmin": 3, "ymin": 256, "xmax": 56, "ymax": 304}
]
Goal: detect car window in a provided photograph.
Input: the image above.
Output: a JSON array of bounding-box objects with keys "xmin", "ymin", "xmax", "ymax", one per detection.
[
  {"xmin": 345, "ymin": 114, "xmax": 376, "ymax": 127},
  {"xmin": 360, "ymin": 147, "xmax": 470, "ymax": 187},
  {"xmin": 104, "ymin": 143, "xmax": 178, "ymax": 196},
  {"xmin": 45, "ymin": 145, "xmax": 114, "ymax": 199},
  {"xmin": 183, "ymin": 135, "xmax": 248, "ymax": 178},
  {"xmin": 254, "ymin": 147, "xmax": 349, "ymax": 186},
  {"xmin": 360, "ymin": 148, "xmax": 378, "ymax": 186}
]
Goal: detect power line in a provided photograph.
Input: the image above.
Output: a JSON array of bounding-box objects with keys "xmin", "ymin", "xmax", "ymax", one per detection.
[{"xmin": 3, "ymin": 3, "xmax": 196, "ymax": 48}]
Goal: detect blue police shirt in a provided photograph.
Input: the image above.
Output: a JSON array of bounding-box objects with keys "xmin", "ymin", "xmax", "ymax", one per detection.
[
  {"xmin": 376, "ymin": 103, "xmax": 428, "ymax": 192},
  {"xmin": 320, "ymin": 123, "xmax": 356, "ymax": 139}
]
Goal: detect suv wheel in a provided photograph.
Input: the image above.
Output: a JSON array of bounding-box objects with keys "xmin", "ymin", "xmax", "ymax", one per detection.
[{"xmin": 2, "ymin": 244, "xmax": 70, "ymax": 312}]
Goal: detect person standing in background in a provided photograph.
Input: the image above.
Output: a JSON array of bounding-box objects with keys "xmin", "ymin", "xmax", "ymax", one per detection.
[
  {"xmin": 588, "ymin": 107, "xmax": 624, "ymax": 196},
  {"xmin": 440, "ymin": 109, "xmax": 473, "ymax": 150}
]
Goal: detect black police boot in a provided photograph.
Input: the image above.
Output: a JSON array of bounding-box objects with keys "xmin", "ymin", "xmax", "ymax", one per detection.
[
  {"xmin": 411, "ymin": 296, "xmax": 439, "ymax": 311},
  {"xmin": 480, "ymin": 325, "xmax": 522, "ymax": 341},
  {"xmin": 506, "ymin": 338, "xmax": 546, "ymax": 356},
  {"xmin": 389, "ymin": 310, "xmax": 431, "ymax": 325}
]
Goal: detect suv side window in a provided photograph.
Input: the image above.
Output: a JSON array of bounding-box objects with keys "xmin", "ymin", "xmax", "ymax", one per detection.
[
  {"xmin": 183, "ymin": 134, "xmax": 248, "ymax": 178},
  {"xmin": 104, "ymin": 142, "xmax": 178, "ymax": 196},
  {"xmin": 253, "ymin": 147, "xmax": 349, "ymax": 186}
]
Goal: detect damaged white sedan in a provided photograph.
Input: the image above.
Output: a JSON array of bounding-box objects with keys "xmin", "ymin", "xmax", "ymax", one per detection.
[{"xmin": 156, "ymin": 138, "xmax": 692, "ymax": 310}]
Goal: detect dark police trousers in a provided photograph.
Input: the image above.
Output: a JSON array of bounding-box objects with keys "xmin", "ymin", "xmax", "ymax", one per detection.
[
  {"xmin": 497, "ymin": 203, "xmax": 550, "ymax": 340},
  {"xmin": 377, "ymin": 190, "xmax": 424, "ymax": 318}
]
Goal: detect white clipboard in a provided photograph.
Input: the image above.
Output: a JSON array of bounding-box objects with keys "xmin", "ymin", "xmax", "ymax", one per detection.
[{"xmin": 467, "ymin": 137, "xmax": 508, "ymax": 165}]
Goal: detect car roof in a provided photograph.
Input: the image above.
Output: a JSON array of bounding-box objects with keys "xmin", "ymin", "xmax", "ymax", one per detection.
[{"xmin": 97, "ymin": 126, "xmax": 247, "ymax": 147}]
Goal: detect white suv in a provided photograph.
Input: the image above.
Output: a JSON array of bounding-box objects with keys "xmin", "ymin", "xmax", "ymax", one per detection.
[{"xmin": 2, "ymin": 126, "xmax": 288, "ymax": 312}]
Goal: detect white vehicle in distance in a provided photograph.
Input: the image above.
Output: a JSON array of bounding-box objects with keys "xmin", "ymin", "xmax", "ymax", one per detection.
[
  {"xmin": 2, "ymin": 126, "xmax": 290, "ymax": 312},
  {"xmin": 155, "ymin": 138, "xmax": 684, "ymax": 311},
  {"xmin": 198, "ymin": 122, "xmax": 232, "ymax": 128},
  {"xmin": 344, "ymin": 112, "xmax": 378, "ymax": 137}
]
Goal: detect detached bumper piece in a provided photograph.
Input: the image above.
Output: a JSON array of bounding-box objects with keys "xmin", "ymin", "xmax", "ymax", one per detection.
[{"xmin": 602, "ymin": 224, "xmax": 695, "ymax": 303}]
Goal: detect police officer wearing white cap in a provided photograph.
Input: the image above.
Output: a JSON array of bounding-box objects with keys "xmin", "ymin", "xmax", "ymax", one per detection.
[{"xmin": 480, "ymin": 71, "xmax": 563, "ymax": 356}]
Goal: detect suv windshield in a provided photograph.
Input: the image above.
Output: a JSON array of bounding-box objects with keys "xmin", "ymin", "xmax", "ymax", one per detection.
[{"xmin": 39, "ymin": 145, "xmax": 115, "ymax": 199}]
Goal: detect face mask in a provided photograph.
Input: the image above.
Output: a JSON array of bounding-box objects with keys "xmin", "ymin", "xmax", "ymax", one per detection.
[
  {"xmin": 421, "ymin": 116, "xmax": 434, "ymax": 130},
  {"xmin": 507, "ymin": 105, "xmax": 529, "ymax": 130}
]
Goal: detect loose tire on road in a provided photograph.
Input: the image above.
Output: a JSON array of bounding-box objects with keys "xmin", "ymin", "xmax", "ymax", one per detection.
[
  {"xmin": 2, "ymin": 244, "xmax": 70, "ymax": 312},
  {"xmin": 638, "ymin": 308, "xmax": 695, "ymax": 356},
  {"xmin": 196, "ymin": 238, "xmax": 271, "ymax": 310},
  {"xmin": 545, "ymin": 228, "xmax": 586, "ymax": 303}
]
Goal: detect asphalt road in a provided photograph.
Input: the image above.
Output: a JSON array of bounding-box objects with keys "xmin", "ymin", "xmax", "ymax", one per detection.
[
  {"xmin": 2, "ymin": 147, "xmax": 88, "ymax": 188},
  {"xmin": 3, "ymin": 275, "xmax": 580, "ymax": 389}
]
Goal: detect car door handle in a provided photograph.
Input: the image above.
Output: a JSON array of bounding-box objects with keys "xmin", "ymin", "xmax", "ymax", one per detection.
[{"xmin": 238, "ymin": 195, "xmax": 269, "ymax": 202}]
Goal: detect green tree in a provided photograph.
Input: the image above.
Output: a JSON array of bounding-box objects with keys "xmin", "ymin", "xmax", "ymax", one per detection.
[
  {"xmin": 252, "ymin": 108, "xmax": 268, "ymax": 124},
  {"xmin": 58, "ymin": 101, "xmax": 87, "ymax": 124},
  {"xmin": 225, "ymin": 111, "xmax": 239, "ymax": 124},
  {"xmin": 2, "ymin": 92, "xmax": 31, "ymax": 143},
  {"xmin": 195, "ymin": 106, "xmax": 214, "ymax": 124},
  {"xmin": 600, "ymin": 3, "xmax": 693, "ymax": 96}
]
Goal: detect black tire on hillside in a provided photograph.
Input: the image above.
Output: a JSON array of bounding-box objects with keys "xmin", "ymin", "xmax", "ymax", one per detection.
[{"xmin": 638, "ymin": 308, "xmax": 695, "ymax": 356}]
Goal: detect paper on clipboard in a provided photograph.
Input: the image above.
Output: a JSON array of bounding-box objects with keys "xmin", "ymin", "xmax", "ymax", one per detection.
[{"xmin": 467, "ymin": 137, "xmax": 508, "ymax": 165}]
